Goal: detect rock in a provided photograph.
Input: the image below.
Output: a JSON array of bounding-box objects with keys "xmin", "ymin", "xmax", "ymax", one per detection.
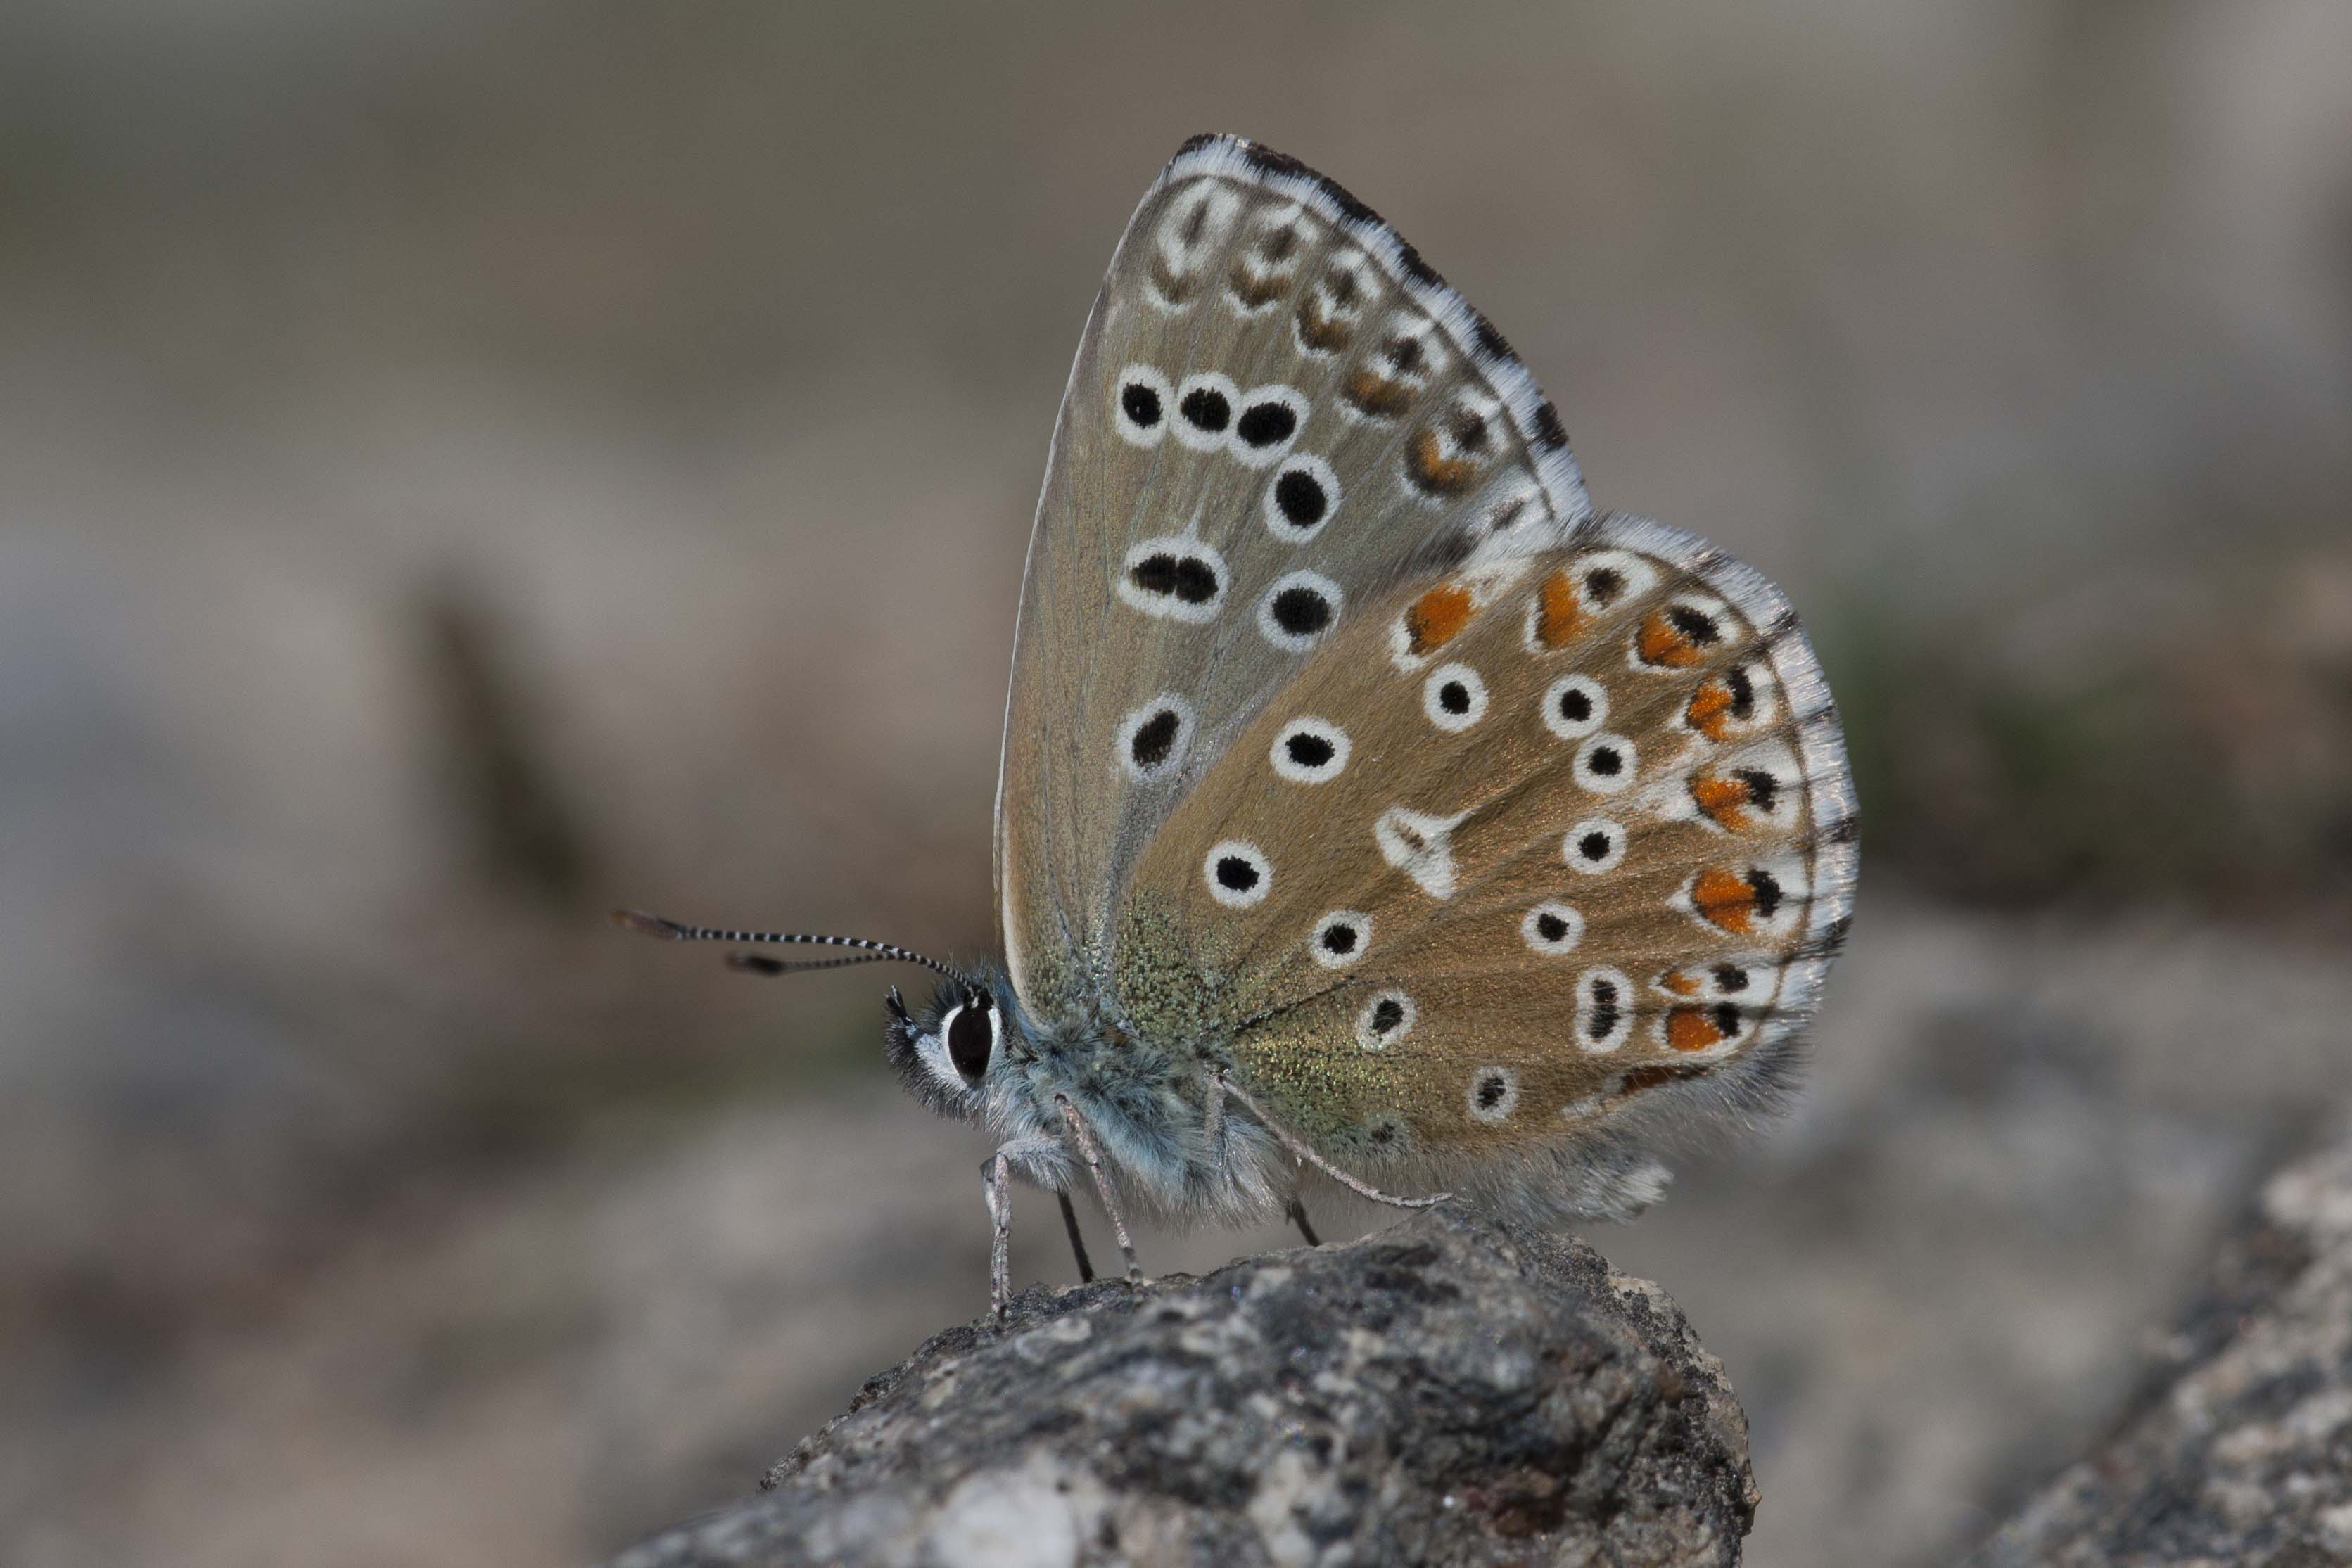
[
  {"xmin": 1966, "ymin": 1124, "xmax": 2352, "ymax": 1567},
  {"xmin": 604, "ymin": 1204, "xmax": 1756, "ymax": 1567}
]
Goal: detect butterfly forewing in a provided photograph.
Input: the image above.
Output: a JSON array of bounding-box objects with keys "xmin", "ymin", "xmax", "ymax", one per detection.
[
  {"xmin": 997, "ymin": 136, "xmax": 1591, "ymax": 1026},
  {"xmin": 1123, "ymin": 521, "xmax": 1855, "ymax": 1180}
]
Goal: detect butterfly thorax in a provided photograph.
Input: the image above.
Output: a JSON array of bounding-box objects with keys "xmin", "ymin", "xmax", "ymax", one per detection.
[{"xmin": 887, "ymin": 963, "xmax": 1288, "ymax": 1225}]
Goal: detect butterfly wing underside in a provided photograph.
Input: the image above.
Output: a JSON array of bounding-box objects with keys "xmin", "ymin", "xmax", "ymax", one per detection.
[
  {"xmin": 997, "ymin": 135, "xmax": 1857, "ymax": 1217},
  {"xmin": 1124, "ymin": 523, "xmax": 1857, "ymax": 1215},
  {"xmin": 997, "ymin": 135, "xmax": 1593, "ymax": 1027}
]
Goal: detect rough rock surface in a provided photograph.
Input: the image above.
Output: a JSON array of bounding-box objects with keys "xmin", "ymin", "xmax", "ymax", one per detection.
[
  {"xmin": 1966, "ymin": 1125, "xmax": 2352, "ymax": 1567},
  {"xmin": 605, "ymin": 1204, "xmax": 1755, "ymax": 1567}
]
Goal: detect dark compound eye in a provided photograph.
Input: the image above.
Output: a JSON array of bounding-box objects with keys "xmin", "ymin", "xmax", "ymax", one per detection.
[
  {"xmin": 1121, "ymin": 381, "xmax": 1162, "ymax": 427},
  {"xmin": 1179, "ymin": 385, "xmax": 1231, "ymax": 432},
  {"xmin": 1235, "ymin": 401, "xmax": 1299, "ymax": 448},
  {"xmin": 945, "ymin": 996, "xmax": 993, "ymax": 1085}
]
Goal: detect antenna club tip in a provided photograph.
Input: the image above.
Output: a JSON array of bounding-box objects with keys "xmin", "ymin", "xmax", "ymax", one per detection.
[{"xmin": 611, "ymin": 908, "xmax": 685, "ymax": 940}]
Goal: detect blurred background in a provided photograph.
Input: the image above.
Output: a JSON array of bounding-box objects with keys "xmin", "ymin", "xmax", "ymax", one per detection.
[{"xmin": 4, "ymin": 3, "xmax": 2348, "ymax": 1564}]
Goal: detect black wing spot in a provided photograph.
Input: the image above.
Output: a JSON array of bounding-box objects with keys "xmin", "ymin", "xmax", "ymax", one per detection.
[
  {"xmin": 1712, "ymin": 964, "xmax": 1750, "ymax": 993},
  {"xmin": 1588, "ymin": 746, "xmax": 1623, "ymax": 777},
  {"xmin": 1285, "ymin": 732, "xmax": 1335, "ymax": 768},
  {"xmin": 1587, "ymin": 979, "xmax": 1621, "ymax": 1041},
  {"xmin": 1236, "ymin": 401, "xmax": 1299, "ymax": 448},
  {"xmin": 1725, "ymin": 665, "xmax": 1757, "ymax": 720},
  {"xmin": 1130, "ymin": 708, "xmax": 1181, "ymax": 767},
  {"xmin": 1749, "ymin": 868, "xmax": 1784, "ymax": 920},
  {"xmin": 1178, "ymin": 385, "xmax": 1231, "ymax": 433},
  {"xmin": 1320, "ymin": 922, "xmax": 1359, "ymax": 955},
  {"xmin": 1668, "ymin": 603, "xmax": 1724, "ymax": 646},
  {"xmin": 1131, "ymin": 553, "xmax": 1221, "ymax": 604},
  {"xmin": 1475, "ymin": 1071, "xmax": 1510, "ymax": 1110},
  {"xmin": 1273, "ymin": 469, "xmax": 1328, "ymax": 528},
  {"xmin": 1578, "ymin": 831, "xmax": 1613, "ymax": 862},
  {"xmin": 1536, "ymin": 912, "xmax": 1569, "ymax": 942},
  {"xmin": 1215, "ymin": 855, "xmax": 1261, "ymax": 893},
  {"xmin": 1533, "ymin": 400, "xmax": 1570, "ymax": 451},
  {"xmin": 1437, "ymin": 680, "xmax": 1471, "ymax": 715},
  {"xmin": 1121, "ymin": 382, "xmax": 1162, "ymax": 428},
  {"xmin": 1585, "ymin": 567, "xmax": 1627, "ymax": 606},
  {"xmin": 1270, "ymin": 585, "xmax": 1333, "ymax": 637},
  {"xmin": 1733, "ymin": 767, "xmax": 1779, "ymax": 814},
  {"xmin": 1558, "ymin": 688, "xmax": 1593, "ymax": 723},
  {"xmin": 1370, "ymin": 997, "xmax": 1406, "ymax": 1034}
]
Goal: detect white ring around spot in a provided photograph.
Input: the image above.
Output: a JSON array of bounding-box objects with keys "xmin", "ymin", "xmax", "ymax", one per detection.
[
  {"xmin": 1467, "ymin": 1066, "xmax": 1520, "ymax": 1123},
  {"xmin": 1257, "ymin": 570, "xmax": 1344, "ymax": 653},
  {"xmin": 1541, "ymin": 674, "xmax": 1608, "ymax": 740},
  {"xmin": 1204, "ymin": 839, "xmax": 1272, "ymax": 907},
  {"xmin": 1421, "ymin": 662, "xmax": 1488, "ymax": 732},
  {"xmin": 1355, "ymin": 989, "xmax": 1418, "ymax": 1051},
  {"xmin": 1228, "ymin": 383, "xmax": 1309, "ymax": 468},
  {"xmin": 1572, "ymin": 733, "xmax": 1639, "ymax": 794},
  {"xmin": 1564, "ymin": 818, "xmax": 1627, "ymax": 874},
  {"xmin": 1111, "ymin": 363, "xmax": 1172, "ymax": 448},
  {"xmin": 1310, "ymin": 910, "xmax": 1372, "ymax": 969},
  {"xmin": 1270, "ymin": 717, "xmax": 1350, "ymax": 784},
  {"xmin": 1261, "ymin": 453, "xmax": 1341, "ymax": 542},
  {"xmin": 1171, "ymin": 371, "xmax": 1240, "ymax": 452},
  {"xmin": 1520, "ymin": 902, "xmax": 1584, "ymax": 955},
  {"xmin": 1114, "ymin": 694, "xmax": 1195, "ymax": 784}
]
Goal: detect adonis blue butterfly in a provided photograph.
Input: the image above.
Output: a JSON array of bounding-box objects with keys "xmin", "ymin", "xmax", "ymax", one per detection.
[{"xmin": 621, "ymin": 134, "xmax": 1859, "ymax": 1314}]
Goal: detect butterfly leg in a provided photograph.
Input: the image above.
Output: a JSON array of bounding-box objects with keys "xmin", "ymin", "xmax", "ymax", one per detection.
[
  {"xmin": 1055, "ymin": 1096, "xmax": 1143, "ymax": 1284},
  {"xmin": 1055, "ymin": 1187, "xmax": 1096, "ymax": 1283},
  {"xmin": 981, "ymin": 1149, "xmax": 1017, "ymax": 1319},
  {"xmin": 1285, "ymin": 1196, "xmax": 1323, "ymax": 1248},
  {"xmin": 1216, "ymin": 1072, "xmax": 1452, "ymax": 1211}
]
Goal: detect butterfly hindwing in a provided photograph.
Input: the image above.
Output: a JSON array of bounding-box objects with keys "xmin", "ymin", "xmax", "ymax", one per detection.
[
  {"xmin": 996, "ymin": 136, "xmax": 1591, "ymax": 1027},
  {"xmin": 1121, "ymin": 518, "xmax": 1857, "ymax": 1211}
]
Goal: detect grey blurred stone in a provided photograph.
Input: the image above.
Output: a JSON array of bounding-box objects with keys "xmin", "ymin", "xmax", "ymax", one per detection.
[
  {"xmin": 1966, "ymin": 1124, "xmax": 2352, "ymax": 1568},
  {"xmin": 606, "ymin": 1204, "xmax": 1755, "ymax": 1568}
]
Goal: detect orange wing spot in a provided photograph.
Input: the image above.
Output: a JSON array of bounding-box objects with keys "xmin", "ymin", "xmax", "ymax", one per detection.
[
  {"xmin": 1344, "ymin": 369, "xmax": 1413, "ymax": 418},
  {"xmin": 1689, "ymin": 773, "xmax": 1755, "ymax": 831},
  {"xmin": 1636, "ymin": 608, "xmax": 1705, "ymax": 668},
  {"xmin": 1620, "ymin": 1062, "xmax": 1707, "ymax": 1095},
  {"xmin": 1403, "ymin": 583, "xmax": 1476, "ymax": 656},
  {"xmin": 1660, "ymin": 969, "xmax": 1702, "ymax": 996},
  {"xmin": 1690, "ymin": 866, "xmax": 1759, "ymax": 934},
  {"xmin": 1685, "ymin": 677, "xmax": 1734, "ymax": 739},
  {"xmin": 1535, "ymin": 568, "xmax": 1582, "ymax": 649},
  {"xmin": 1665, "ymin": 1005, "xmax": 1735, "ymax": 1052},
  {"xmin": 1406, "ymin": 428, "xmax": 1477, "ymax": 495}
]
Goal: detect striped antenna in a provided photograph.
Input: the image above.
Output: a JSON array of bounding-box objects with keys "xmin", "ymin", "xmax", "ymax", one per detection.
[{"xmin": 611, "ymin": 909, "xmax": 972, "ymax": 988}]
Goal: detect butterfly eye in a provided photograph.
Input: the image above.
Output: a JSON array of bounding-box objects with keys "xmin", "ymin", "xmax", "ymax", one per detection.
[{"xmin": 943, "ymin": 993, "xmax": 996, "ymax": 1086}]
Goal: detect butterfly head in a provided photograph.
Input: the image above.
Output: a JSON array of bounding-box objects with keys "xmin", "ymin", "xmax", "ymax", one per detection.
[{"xmin": 884, "ymin": 967, "xmax": 1033, "ymax": 1118}]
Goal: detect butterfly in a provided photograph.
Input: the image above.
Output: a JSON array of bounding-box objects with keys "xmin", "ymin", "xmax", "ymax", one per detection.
[{"xmin": 620, "ymin": 134, "xmax": 1858, "ymax": 1315}]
